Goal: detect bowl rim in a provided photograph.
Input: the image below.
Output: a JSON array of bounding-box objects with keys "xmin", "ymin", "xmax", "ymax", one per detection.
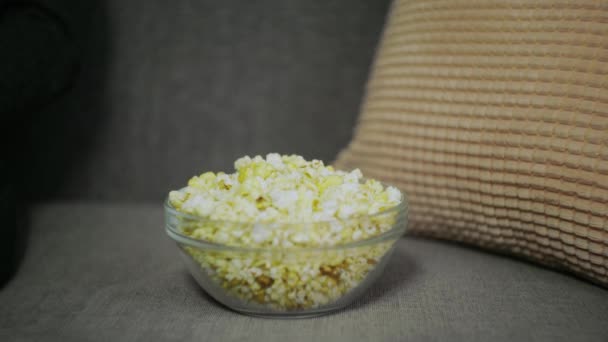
[{"xmin": 164, "ymin": 187, "xmax": 408, "ymax": 252}]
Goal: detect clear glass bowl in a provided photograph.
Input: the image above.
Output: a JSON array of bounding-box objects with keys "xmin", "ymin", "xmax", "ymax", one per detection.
[{"xmin": 164, "ymin": 191, "xmax": 407, "ymax": 318}]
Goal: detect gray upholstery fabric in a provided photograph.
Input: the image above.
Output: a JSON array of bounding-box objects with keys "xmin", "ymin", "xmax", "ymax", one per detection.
[
  {"xmin": 28, "ymin": 0, "xmax": 389, "ymax": 201},
  {"xmin": 2, "ymin": 203, "xmax": 607, "ymax": 341}
]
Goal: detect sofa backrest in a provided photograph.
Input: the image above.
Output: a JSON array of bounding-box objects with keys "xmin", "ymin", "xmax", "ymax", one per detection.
[{"xmin": 28, "ymin": 0, "xmax": 390, "ymax": 201}]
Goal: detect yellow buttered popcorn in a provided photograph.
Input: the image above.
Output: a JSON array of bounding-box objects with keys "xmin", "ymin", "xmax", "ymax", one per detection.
[
  {"xmin": 169, "ymin": 153, "xmax": 402, "ymax": 247},
  {"xmin": 168, "ymin": 154, "xmax": 404, "ymax": 311}
]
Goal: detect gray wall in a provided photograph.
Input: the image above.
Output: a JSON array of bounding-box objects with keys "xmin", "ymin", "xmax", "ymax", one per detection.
[{"xmin": 27, "ymin": 0, "xmax": 390, "ymax": 201}]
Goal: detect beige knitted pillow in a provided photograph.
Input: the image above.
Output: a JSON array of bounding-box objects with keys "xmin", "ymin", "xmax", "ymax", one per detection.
[{"xmin": 336, "ymin": 0, "xmax": 608, "ymax": 286}]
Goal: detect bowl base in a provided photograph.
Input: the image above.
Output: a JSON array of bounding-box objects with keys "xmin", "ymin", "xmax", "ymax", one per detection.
[{"xmin": 231, "ymin": 307, "xmax": 339, "ymax": 319}]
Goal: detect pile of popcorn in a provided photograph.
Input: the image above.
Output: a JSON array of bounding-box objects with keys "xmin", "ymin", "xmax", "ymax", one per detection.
[{"xmin": 168, "ymin": 154, "xmax": 403, "ymax": 310}]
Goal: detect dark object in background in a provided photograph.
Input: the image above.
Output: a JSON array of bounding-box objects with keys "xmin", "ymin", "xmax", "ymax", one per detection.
[{"xmin": 0, "ymin": 2, "xmax": 77, "ymax": 287}]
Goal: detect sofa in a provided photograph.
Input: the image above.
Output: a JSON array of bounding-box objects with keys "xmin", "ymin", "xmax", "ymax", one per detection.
[{"xmin": 1, "ymin": 1, "xmax": 607, "ymax": 341}]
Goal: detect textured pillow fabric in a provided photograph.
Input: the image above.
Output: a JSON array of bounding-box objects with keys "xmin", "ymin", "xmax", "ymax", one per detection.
[{"xmin": 336, "ymin": 0, "xmax": 608, "ymax": 286}]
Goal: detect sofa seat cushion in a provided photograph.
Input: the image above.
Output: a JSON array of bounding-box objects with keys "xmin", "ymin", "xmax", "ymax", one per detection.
[{"xmin": 1, "ymin": 203, "xmax": 607, "ymax": 341}]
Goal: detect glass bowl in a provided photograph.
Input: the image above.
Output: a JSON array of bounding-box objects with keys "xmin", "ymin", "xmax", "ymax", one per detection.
[{"xmin": 164, "ymin": 191, "xmax": 407, "ymax": 318}]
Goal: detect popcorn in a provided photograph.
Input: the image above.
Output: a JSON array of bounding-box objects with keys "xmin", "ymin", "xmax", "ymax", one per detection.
[
  {"xmin": 386, "ymin": 186, "xmax": 402, "ymax": 203},
  {"xmin": 269, "ymin": 190, "xmax": 298, "ymax": 210},
  {"xmin": 251, "ymin": 224, "xmax": 271, "ymax": 243},
  {"xmin": 168, "ymin": 154, "xmax": 404, "ymax": 311},
  {"xmin": 169, "ymin": 153, "xmax": 402, "ymax": 247}
]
